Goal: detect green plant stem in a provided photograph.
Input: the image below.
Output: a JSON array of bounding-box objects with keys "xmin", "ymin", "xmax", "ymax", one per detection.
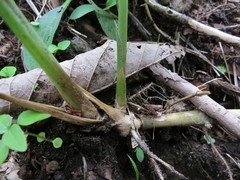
[
  {"xmin": 115, "ymin": 0, "xmax": 128, "ymax": 109},
  {"xmin": 141, "ymin": 110, "xmax": 212, "ymax": 129},
  {"xmin": 25, "ymin": 132, "xmax": 52, "ymax": 143},
  {"xmin": 0, "ymin": 0, "xmax": 98, "ymax": 118}
]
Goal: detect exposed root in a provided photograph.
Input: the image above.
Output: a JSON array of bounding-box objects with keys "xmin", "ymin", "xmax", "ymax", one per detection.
[
  {"xmin": 149, "ymin": 158, "xmax": 164, "ymax": 180},
  {"xmin": 131, "ymin": 129, "xmax": 188, "ymax": 179}
]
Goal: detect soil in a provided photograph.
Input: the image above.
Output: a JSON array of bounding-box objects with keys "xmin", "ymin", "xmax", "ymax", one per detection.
[{"xmin": 1, "ymin": 0, "xmax": 240, "ymax": 179}]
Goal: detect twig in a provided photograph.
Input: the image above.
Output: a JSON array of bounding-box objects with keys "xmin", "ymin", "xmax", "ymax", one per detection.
[
  {"xmin": 197, "ymin": 71, "xmax": 240, "ymax": 97},
  {"xmin": 196, "ymin": 77, "xmax": 221, "ymax": 89},
  {"xmin": 131, "ymin": 129, "xmax": 188, "ymax": 179},
  {"xmin": 232, "ymin": 61, "xmax": 238, "ymax": 87},
  {"xmin": 166, "ymin": 91, "xmax": 210, "ymax": 109},
  {"xmin": 180, "ymin": 35, "xmax": 225, "ymax": 77},
  {"xmin": 36, "ymin": 0, "xmax": 47, "ymax": 21},
  {"xmin": 26, "ymin": 0, "xmax": 41, "ymax": 18},
  {"xmin": 0, "ymin": 54, "xmax": 8, "ymax": 58},
  {"xmin": 144, "ymin": 3, "xmax": 176, "ymax": 44},
  {"xmin": 82, "ymin": 156, "xmax": 88, "ymax": 180},
  {"xmin": 67, "ymin": 26, "xmax": 88, "ymax": 39},
  {"xmin": 128, "ymin": 83, "xmax": 153, "ymax": 101},
  {"xmin": 128, "ymin": 11, "xmax": 151, "ymax": 40},
  {"xmin": 144, "ymin": 0, "xmax": 240, "ymax": 45},
  {"xmin": 219, "ymin": 42, "xmax": 232, "ymax": 83},
  {"xmin": 226, "ymin": 153, "xmax": 240, "ymax": 170},
  {"xmin": 216, "ymin": 24, "xmax": 240, "ymax": 31}
]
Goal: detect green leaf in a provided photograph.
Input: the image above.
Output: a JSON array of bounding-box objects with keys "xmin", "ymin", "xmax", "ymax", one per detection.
[
  {"xmin": 30, "ymin": 21, "xmax": 40, "ymax": 26},
  {"xmin": 203, "ymin": 135, "xmax": 216, "ymax": 144},
  {"xmin": 0, "ymin": 66, "xmax": 17, "ymax": 77},
  {"xmin": 37, "ymin": 132, "xmax": 45, "ymax": 143},
  {"xmin": 157, "ymin": 34, "xmax": 161, "ymax": 43},
  {"xmin": 70, "ymin": 4, "xmax": 96, "ymax": 20},
  {"xmin": 17, "ymin": 110, "xmax": 51, "ymax": 126},
  {"xmin": 89, "ymin": 1, "xmax": 117, "ymax": 40},
  {"xmin": 57, "ymin": 40, "xmax": 71, "ymax": 50},
  {"xmin": 0, "ymin": 114, "xmax": 12, "ymax": 134},
  {"xmin": 23, "ymin": 1, "xmax": 71, "ymax": 70},
  {"xmin": 95, "ymin": 10, "xmax": 117, "ymax": 40},
  {"xmin": 0, "ymin": 141, "xmax": 9, "ymax": 165},
  {"xmin": 127, "ymin": 155, "xmax": 139, "ymax": 180},
  {"xmin": 217, "ymin": 65, "xmax": 227, "ymax": 73},
  {"xmin": 2, "ymin": 124, "xmax": 27, "ymax": 152},
  {"xmin": 135, "ymin": 147, "xmax": 144, "ymax": 163},
  {"xmin": 48, "ymin": 44, "xmax": 59, "ymax": 53},
  {"xmin": 105, "ymin": 0, "xmax": 116, "ymax": 10},
  {"xmin": 52, "ymin": 137, "xmax": 63, "ymax": 148},
  {"xmin": 34, "ymin": 83, "xmax": 39, "ymax": 89}
]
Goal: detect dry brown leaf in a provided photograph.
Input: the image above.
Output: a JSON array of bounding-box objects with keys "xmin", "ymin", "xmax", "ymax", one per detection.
[{"xmin": 0, "ymin": 40, "xmax": 185, "ymax": 114}]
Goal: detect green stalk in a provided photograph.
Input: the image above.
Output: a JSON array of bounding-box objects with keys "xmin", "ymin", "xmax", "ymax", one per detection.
[
  {"xmin": 141, "ymin": 110, "xmax": 212, "ymax": 129},
  {"xmin": 25, "ymin": 132, "xmax": 52, "ymax": 143},
  {"xmin": 115, "ymin": 0, "xmax": 128, "ymax": 109},
  {"xmin": 0, "ymin": 0, "xmax": 98, "ymax": 118}
]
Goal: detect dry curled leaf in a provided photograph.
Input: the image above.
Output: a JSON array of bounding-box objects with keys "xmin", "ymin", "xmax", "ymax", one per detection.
[{"xmin": 0, "ymin": 40, "xmax": 185, "ymax": 114}]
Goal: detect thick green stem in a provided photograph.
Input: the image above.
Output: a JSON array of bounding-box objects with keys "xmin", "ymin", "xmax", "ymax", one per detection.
[
  {"xmin": 0, "ymin": 0, "xmax": 98, "ymax": 118},
  {"xmin": 142, "ymin": 109, "xmax": 240, "ymax": 129},
  {"xmin": 141, "ymin": 110, "xmax": 212, "ymax": 129},
  {"xmin": 115, "ymin": 0, "xmax": 128, "ymax": 109}
]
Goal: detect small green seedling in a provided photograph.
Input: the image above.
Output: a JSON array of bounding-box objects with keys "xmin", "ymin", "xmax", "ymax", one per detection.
[
  {"xmin": 34, "ymin": 132, "xmax": 63, "ymax": 148},
  {"xmin": 52, "ymin": 137, "xmax": 63, "ymax": 148},
  {"xmin": 127, "ymin": 154, "xmax": 140, "ymax": 180},
  {"xmin": 157, "ymin": 34, "xmax": 161, "ymax": 43},
  {"xmin": 217, "ymin": 65, "xmax": 227, "ymax": 73},
  {"xmin": 23, "ymin": 0, "xmax": 72, "ymax": 70},
  {"xmin": 0, "ymin": 66, "xmax": 17, "ymax": 77},
  {"xmin": 135, "ymin": 147, "xmax": 144, "ymax": 162},
  {"xmin": 37, "ymin": 132, "xmax": 46, "ymax": 143},
  {"xmin": 36, "ymin": 132, "xmax": 63, "ymax": 148},
  {"xmin": 30, "ymin": 21, "xmax": 40, "ymax": 26},
  {"xmin": 48, "ymin": 40, "xmax": 71, "ymax": 54},
  {"xmin": 203, "ymin": 135, "xmax": 216, "ymax": 144},
  {"xmin": 34, "ymin": 83, "xmax": 39, "ymax": 90},
  {"xmin": 0, "ymin": 110, "xmax": 62, "ymax": 165}
]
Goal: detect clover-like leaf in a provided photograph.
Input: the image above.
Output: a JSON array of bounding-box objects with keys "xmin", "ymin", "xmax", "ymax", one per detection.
[
  {"xmin": 70, "ymin": 4, "xmax": 96, "ymax": 20},
  {"xmin": 0, "ymin": 114, "xmax": 12, "ymax": 134},
  {"xmin": 135, "ymin": 147, "xmax": 144, "ymax": 163},
  {"xmin": 57, "ymin": 40, "xmax": 71, "ymax": 51},
  {"xmin": 217, "ymin": 65, "xmax": 227, "ymax": 73},
  {"xmin": 2, "ymin": 124, "xmax": 27, "ymax": 152},
  {"xmin": 0, "ymin": 66, "xmax": 17, "ymax": 77},
  {"xmin": 203, "ymin": 135, "xmax": 216, "ymax": 144},
  {"xmin": 48, "ymin": 44, "xmax": 59, "ymax": 53},
  {"xmin": 17, "ymin": 110, "xmax": 51, "ymax": 126},
  {"xmin": 52, "ymin": 137, "xmax": 63, "ymax": 148},
  {"xmin": 37, "ymin": 132, "xmax": 46, "ymax": 143},
  {"xmin": 0, "ymin": 140, "xmax": 9, "ymax": 165}
]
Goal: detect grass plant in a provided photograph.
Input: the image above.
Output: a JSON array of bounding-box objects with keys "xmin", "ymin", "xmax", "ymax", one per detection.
[{"xmin": 115, "ymin": 0, "xmax": 128, "ymax": 109}]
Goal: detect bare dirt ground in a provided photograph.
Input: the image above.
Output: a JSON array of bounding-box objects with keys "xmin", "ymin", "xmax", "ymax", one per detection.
[{"xmin": 1, "ymin": 0, "xmax": 240, "ymax": 179}]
